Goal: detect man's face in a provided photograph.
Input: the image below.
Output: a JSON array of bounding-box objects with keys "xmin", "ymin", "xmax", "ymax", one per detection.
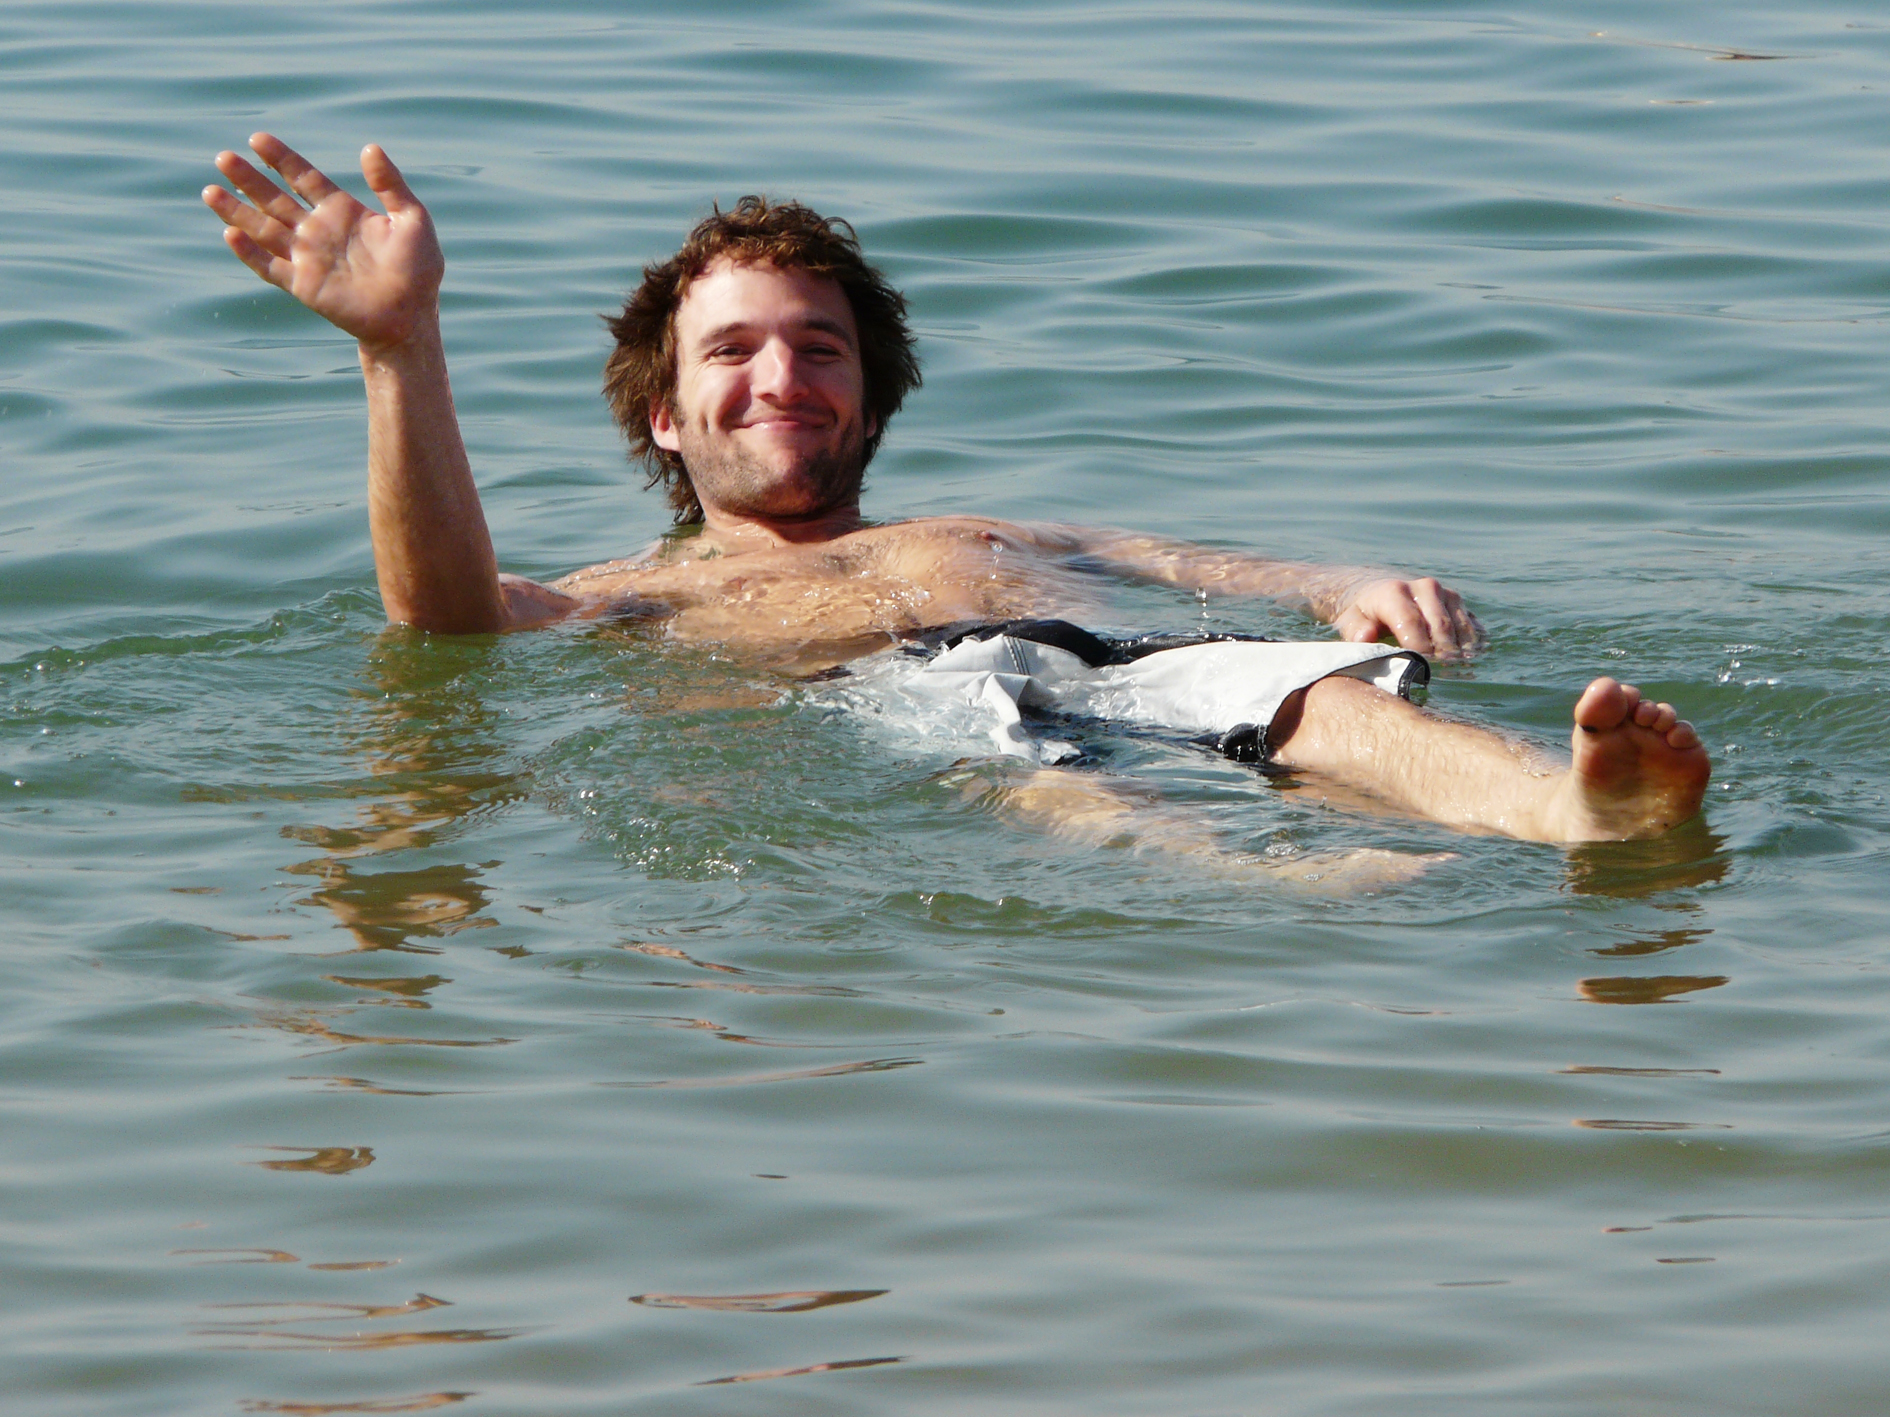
[{"xmin": 651, "ymin": 258, "xmax": 875, "ymax": 524}]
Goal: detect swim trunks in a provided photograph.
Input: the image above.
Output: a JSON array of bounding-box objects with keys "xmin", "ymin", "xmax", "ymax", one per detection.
[{"xmin": 826, "ymin": 619, "xmax": 1428, "ymax": 767}]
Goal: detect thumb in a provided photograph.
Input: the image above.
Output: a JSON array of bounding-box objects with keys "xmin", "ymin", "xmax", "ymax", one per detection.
[{"xmin": 361, "ymin": 143, "xmax": 422, "ymax": 216}]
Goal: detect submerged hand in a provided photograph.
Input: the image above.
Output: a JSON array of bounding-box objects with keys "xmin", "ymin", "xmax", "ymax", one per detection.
[
  {"xmin": 202, "ymin": 133, "xmax": 443, "ymax": 353},
  {"xmin": 1334, "ymin": 576, "xmax": 1483, "ymax": 660}
]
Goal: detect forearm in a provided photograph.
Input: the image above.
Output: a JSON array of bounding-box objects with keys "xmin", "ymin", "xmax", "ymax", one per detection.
[
  {"xmin": 361, "ymin": 321, "xmax": 506, "ymax": 633},
  {"xmin": 1040, "ymin": 525, "xmax": 1385, "ymax": 625}
]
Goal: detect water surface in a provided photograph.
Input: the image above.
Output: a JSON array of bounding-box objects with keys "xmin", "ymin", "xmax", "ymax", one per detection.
[{"xmin": 6, "ymin": 3, "xmax": 1890, "ymax": 1413}]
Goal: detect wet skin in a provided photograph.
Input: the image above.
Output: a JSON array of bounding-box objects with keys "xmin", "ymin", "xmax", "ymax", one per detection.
[
  {"xmin": 204, "ymin": 134, "xmax": 1707, "ymax": 842},
  {"xmin": 548, "ymin": 518, "xmax": 1155, "ymax": 663}
]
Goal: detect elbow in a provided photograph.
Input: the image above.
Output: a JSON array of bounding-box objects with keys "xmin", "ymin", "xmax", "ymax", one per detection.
[{"xmin": 496, "ymin": 574, "xmax": 579, "ymax": 630}]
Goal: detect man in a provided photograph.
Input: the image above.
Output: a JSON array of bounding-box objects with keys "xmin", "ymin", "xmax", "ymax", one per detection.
[{"xmin": 203, "ymin": 135, "xmax": 1710, "ymax": 845}]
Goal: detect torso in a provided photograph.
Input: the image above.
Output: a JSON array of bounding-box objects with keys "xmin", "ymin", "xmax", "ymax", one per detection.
[{"xmin": 552, "ymin": 516, "xmax": 1104, "ymax": 667}]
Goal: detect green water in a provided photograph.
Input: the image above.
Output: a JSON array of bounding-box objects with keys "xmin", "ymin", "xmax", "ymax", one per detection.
[{"xmin": 6, "ymin": 2, "xmax": 1890, "ymax": 1413}]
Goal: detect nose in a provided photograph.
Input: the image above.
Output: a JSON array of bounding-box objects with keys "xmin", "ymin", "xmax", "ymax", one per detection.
[{"xmin": 751, "ymin": 338, "xmax": 809, "ymax": 403}]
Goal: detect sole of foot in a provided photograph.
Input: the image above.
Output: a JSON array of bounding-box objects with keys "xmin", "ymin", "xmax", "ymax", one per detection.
[{"xmin": 1547, "ymin": 677, "xmax": 1711, "ymax": 842}]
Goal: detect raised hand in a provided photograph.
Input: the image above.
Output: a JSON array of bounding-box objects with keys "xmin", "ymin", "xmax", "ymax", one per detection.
[
  {"xmin": 202, "ymin": 134, "xmax": 443, "ymax": 353},
  {"xmin": 1333, "ymin": 576, "xmax": 1484, "ymax": 661}
]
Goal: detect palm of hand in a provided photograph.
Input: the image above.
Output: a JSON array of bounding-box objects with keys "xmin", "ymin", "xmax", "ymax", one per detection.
[
  {"xmin": 290, "ymin": 197, "xmax": 441, "ymax": 350},
  {"xmin": 206, "ymin": 136, "xmax": 443, "ymax": 353}
]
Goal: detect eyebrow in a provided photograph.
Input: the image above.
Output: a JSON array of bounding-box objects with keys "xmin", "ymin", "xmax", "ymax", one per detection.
[{"xmin": 692, "ymin": 316, "xmax": 857, "ymax": 349}]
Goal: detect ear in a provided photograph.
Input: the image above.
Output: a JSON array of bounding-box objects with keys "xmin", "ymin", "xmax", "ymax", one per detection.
[
  {"xmin": 866, "ymin": 411, "xmax": 878, "ymax": 440},
  {"xmin": 650, "ymin": 401, "xmax": 682, "ymax": 453}
]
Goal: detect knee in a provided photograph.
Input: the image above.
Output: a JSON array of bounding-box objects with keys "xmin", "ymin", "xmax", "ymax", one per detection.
[{"xmin": 1269, "ymin": 672, "xmax": 1409, "ymax": 760}]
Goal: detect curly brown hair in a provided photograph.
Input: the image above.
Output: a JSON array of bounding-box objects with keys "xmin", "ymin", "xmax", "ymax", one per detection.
[{"xmin": 602, "ymin": 196, "xmax": 922, "ymax": 525}]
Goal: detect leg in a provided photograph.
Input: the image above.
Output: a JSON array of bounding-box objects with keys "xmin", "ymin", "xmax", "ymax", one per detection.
[
  {"xmin": 1268, "ymin": 674, "xmax": 1709, "ymax": 843},
  {"xmin": 963, "ymin": 766, "xmax": 1451, "ymax": 891}
]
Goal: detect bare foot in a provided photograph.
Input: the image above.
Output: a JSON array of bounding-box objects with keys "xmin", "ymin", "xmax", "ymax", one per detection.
[{"xmin": 1538, "ymin": 678, "xmax": 1710, "ymax": 842}]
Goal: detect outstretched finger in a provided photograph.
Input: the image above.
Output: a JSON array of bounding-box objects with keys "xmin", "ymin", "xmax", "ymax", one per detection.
[
  {"xmin": 214, "ymin": 150, "xmax": 309, "ymax": 229},
  {"xmin": 221, "ymin": 226, "xmax": 293, "ymax": 291},
  {"xmin": 360, "ymin": 143, "xmax": 423, "ymax": 216},
  {"xmin": 249, "ymin": 132, "xmax": 345, "ymax": 209},
  {"xmin": 203, "ymin": 183, "xmax": 295, "ymax": 260}
]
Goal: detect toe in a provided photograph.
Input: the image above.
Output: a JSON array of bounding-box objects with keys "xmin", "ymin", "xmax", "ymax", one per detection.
[{"xmin": 1574, "ymin": 676, "xmax": 1629, "ymax": 732}]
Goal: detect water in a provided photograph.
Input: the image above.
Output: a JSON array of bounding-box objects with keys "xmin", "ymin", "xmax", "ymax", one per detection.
[{"xmin": 6, "ymin": 2, "xmax": 1890, "ymax": 1412}]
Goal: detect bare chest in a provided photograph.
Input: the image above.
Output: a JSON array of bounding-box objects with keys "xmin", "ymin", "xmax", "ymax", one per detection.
[{"xmin": 560, "ymin": 522, "xmax": 1097, "ymax": 655}]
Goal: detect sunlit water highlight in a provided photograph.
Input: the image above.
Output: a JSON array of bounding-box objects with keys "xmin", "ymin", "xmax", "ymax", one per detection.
[{"xmin": 6, "ymin": 2, "xmax": 1890, "ymax": 1413}]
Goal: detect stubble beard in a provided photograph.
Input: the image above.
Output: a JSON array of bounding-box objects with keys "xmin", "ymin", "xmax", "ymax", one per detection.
[{"xmin": 676, "ymin": 415, "xmax": 869, "ymax": 523}]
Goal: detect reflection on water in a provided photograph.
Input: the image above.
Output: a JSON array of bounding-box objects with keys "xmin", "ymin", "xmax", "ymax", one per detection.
[
  {"xmin": 324, "ymin": 974, "xmax": 449, "ymax": 1006},
  {"xmin": 199, "ymin": 1293, "xmax": 519, "ymax": 1351},
  {"xmin": 218, "ymin": 1330, "xmax": 516, "ymax": 1352},
  {"xmin": 1590, "ymin": 926, "xmax": 1714, "ymax": 958},
  {"xmin": 286, "ymin": 862, "xmax": 494, "ymax": 957},
  {"xmin": 292, "ymin": 1075, "xmax": 464, "ymax": 1096},
  {"xmin": 698, "ymin": 1355, "xmax": 905, "ymax": 1386},
  {"xmin": 207, "ymin": 1295, "xmax": 452, "ymax": 1324},
  {"xmin": 615, "ymin": 941, "xmax": 749, "ymax": 975},
  {"xmin": 249, "ymin": 1145, "xmax": 375, "ymax": 1175},
  {"xmin": 640, "ymin": 978, "xmax": 866, "ymax": 999},
  {"xmin": 631, "ymin": 1289, "xmax": 888, "ymax": 1313},
  {"xmin": 605, "ymin": 1057, "xmax": 923, "ymax": 1089},
  {"xmin": 261, "ymin": 1013, "xmax": 513, "ymax": 1051},
  {"xmin": 240, "ymin": 640, "xmax": 534, "ymax": 1055},
  {"xmin": 307, "ymin": 1261, "xmax": 399, "ymax": 1272},
  {"xmin": 239, "ymin": 1395, "xmax": 472, "ymax": 1415},
  {"xmin": 172, "ymin": 1248, "xmax": 400, "ymax": 1272},
  {"xmin": 1572, "ymin": 1118, "xmax": 1732, "ymax": 1131},
  {"xmin": 627, "ymin": 1013, "xmax": 825, "ymax": 1048},
  {"xmin": 1588, "ymin": 30, "xmax": 1792, "ymax": 61},
  {"xmin": 1563, "ymin": 824, "xmax": 1730, "ymax": 898},
  {"xmin": 281, "ymin": 640, "xmax": 522, "ymax": 960},
  {"xmin": 1578, "ymin": 975, "xmax": 1729, "ymax": 1005}
]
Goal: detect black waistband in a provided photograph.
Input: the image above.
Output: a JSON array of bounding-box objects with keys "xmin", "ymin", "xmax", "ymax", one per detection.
[{"xmin": 918, "ymin": 618, "xmax": 1275, "ymax": 669}]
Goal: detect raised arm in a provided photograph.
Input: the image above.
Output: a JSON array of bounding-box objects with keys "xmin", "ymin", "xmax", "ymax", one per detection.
[
  {"xmin": 203, "ymin": 134, "xmax": 572, "ymax": 633},
  {"xmin": 1022, "ymin": 524, "xmax": 1482, "ymax": 659}
]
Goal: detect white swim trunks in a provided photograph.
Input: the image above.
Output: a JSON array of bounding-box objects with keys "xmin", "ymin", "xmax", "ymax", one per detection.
[{"xmin": 823, "ymin": 620, "xmax": 1429, "ymax": 767}]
